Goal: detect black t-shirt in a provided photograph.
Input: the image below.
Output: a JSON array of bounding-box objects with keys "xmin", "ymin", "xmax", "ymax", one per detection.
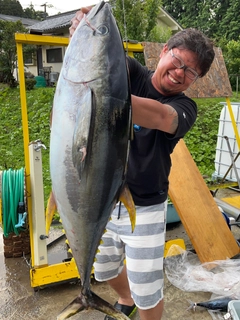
[{"xmin": 126, "ymin": 56, "xmax": 197, "ymax": 206}]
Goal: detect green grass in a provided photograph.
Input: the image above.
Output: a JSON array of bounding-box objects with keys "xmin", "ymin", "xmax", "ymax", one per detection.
[
  {"xmin": 0, "ymin": 85, "xmax": 54, "ymax": 206},
  {"xmin": 0, "ymin": 84, "xmax": 239, "ymax": 209},
  {"xmin": 185, "ymin": 94, "xmax": 239, "ymax": 179}
]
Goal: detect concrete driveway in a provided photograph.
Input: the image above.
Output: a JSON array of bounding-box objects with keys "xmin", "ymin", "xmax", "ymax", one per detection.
[{"xmin": 0, "ymin": 188, "xmax": 239, "ymax": 320}]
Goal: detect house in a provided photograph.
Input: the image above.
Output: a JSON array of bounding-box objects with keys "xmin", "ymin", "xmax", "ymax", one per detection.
[
  {"xmin": 157, "ymin": 8, "xmax": 182, "ymax": 32},
  {"xmin": 22, "ymin": 7, "xmax": 183, "ymax": 82},
  {"xmin": 0, "ymin": 13, "xmax": 39, "ymax": 27},
  {"xmin": 26, "ymin": 10, "xmax": 77, "ymax": 82}
]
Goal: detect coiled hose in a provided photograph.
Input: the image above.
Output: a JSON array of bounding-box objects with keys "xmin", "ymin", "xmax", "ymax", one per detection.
[{"xmin": 2, "ymin": 168, "xmax": 25, "ymax": 237}]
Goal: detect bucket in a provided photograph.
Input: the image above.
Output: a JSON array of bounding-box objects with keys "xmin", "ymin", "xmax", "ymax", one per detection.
[
  {"xmin": 167, "ymin": 203, "xmax": 180, "ymax": 224},
  {"xmin": 34, "ymin": 76, "xmax": 46, "ymax": 88}
]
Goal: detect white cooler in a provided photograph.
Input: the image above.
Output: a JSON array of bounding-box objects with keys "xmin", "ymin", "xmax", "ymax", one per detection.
[{"xmin": 226, "ymin": 300, "xmax": 240, "ymax": 319}]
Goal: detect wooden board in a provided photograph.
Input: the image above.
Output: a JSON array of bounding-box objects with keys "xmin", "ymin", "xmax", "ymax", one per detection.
[{"xmin": 169, "ymin": 139, "xmax": 240, "ymax": 262}]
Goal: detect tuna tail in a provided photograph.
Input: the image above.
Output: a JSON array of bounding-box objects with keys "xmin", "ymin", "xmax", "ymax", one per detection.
[
  {"xmin": 57, "ymin": 289, "xmax": 131, "ymax": 320},
  {"xmin": 187, "ymin": 296, "xmax": 234, "ymax": 313},
  {"xmin": 186, "ymin": 300, "xmax": 197, "ymax": 312}
]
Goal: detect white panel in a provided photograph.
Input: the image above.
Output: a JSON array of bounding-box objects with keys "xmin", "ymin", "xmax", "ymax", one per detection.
[{"xmin": 214, "ymin": 102, "xmax": 240, "ymax": 181}]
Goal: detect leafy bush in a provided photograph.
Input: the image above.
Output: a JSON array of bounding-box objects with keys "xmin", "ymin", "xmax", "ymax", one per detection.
[
  {"xmin": 222, "ymin": 40, "xmax": 240, "ymax": 91},
  {"xmin": 25, "ymin": 78, "xmax": 36, "ymax": 90},
  {"xmin": 184, "ymin": 95, "xmax": 239, "ymax": 179},
  {"xmin": 184, "ymin": 98, "xmax": 222, "ymax": 178}
]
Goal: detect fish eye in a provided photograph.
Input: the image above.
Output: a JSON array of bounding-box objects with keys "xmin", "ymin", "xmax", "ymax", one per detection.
[{"xmin": 96, "ymin": 25, "xmax": 109, "ymax": 35}]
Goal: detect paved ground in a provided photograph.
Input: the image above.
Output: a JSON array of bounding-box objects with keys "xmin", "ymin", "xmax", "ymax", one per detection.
[{"xmin": 0, "ymin": 188, "xmax": 239, "ymax": 320}]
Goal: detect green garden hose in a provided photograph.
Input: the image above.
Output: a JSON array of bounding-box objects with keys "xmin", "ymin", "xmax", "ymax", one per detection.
[{"xmin": 2, "ymin": 168, "xmax": 25, "ymax": 237}]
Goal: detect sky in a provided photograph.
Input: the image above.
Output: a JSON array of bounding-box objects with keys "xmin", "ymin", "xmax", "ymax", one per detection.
[{"xmin": 19, "ymin": 0, "xmax": 103, "ymax": 16}]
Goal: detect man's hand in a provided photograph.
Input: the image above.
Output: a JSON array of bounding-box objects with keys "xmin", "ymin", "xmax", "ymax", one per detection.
[{"xmin": 69, "ymin": 6, "xmax": 92, "ymax": 38}]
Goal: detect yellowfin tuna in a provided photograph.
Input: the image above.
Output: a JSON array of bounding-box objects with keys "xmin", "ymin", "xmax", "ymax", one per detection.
[{"xmin": 50, "ymin": 1, "xmax": 135, "ymax": 319}]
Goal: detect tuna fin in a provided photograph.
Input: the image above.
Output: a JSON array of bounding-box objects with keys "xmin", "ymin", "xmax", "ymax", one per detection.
[
  {"xmin": 45, "ymin": 190, "xmax": 57, "ymax": 235},
  {"xmin": 57, "ymin": 290, "xmax": 131, "ymax": 320},
  {"xmin": 72, "ymin": 89, "xmax": 92, "ymax": 179},
  {"xmin": 119, "ymin": 184, "xmax": 136, "ymax": 232},
  {"xmin": 57, "ymin": 296, "xmax": 84, "ymax": 320}
]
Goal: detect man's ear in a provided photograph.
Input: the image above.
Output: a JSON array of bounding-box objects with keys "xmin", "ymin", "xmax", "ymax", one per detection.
[{"xmin": 160, "ymin": 44, "xmax": 169, "ymax": 58}]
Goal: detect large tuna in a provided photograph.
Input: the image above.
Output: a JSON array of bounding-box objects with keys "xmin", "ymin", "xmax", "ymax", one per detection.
[{"xmin": 49, "ymin": 1, "xmax": 135, "ymax": 319}]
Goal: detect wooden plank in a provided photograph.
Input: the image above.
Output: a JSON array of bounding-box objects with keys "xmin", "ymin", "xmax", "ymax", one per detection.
[{"xmin": 169, "ymin": 139, "xmax": 239, "ymax": 262}]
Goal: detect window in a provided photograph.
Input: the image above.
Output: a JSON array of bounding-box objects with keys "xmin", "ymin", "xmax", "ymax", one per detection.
[
  {"xmin": 24, "ymin": 52, "xmax": 36, "ymax": 65},
  {"xmin": 46, "ymin": 48, "xmax": 63, "ymax": 63}
]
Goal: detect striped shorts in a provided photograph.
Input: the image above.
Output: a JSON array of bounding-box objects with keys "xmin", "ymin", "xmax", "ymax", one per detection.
[{"xmin": 94, "ymin": 201, "xmax": 167, "ymax": 310}]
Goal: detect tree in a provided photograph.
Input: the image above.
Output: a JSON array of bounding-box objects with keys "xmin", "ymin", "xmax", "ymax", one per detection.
[
  {"xmin": 0, "ymin": 20, "xmax": 27, "ymax": 86},
  {"xmin": 0, "ymin": 0, "xmax": 24, "ymax": 16},
  {"xmin": 223, "ymin": 39, "xmax": 240, "ymax": 90},
  {"xmin": 0, "ymin": 0, "xmax": 44, "ymax": 20},
  {"xmin": 148, "ymin": 24, "xmax": 172, "ymax": 44},
  {"xmin": 109, "ymin": 0, "xmax": 162, "ymax": 42},
  {"xmin": 162, "ymin": 0, "xmax": 197, "ymax": 28},
  {"xmin": 23, "ymin": 3, "xmax": 46, "ymax": 20},
  {"xmin": 206, "ymin": 0, "xmax": 230, "ymax": 41},
  {"xmin": 162, "ymin": 0, "xmax": 236, "ymax": 44},
  {"xmin": 162, "ymin": 0, "xmax": 217, "ymax": 34},
  {"xmin": 220, "ymin": 0, "xmax": 240, "ymax": 42}
]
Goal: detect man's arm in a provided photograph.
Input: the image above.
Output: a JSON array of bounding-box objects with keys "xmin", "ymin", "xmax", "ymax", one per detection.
[{"xmin": 131, "ymin": 95, "xmax": 178, "ymax": 134}]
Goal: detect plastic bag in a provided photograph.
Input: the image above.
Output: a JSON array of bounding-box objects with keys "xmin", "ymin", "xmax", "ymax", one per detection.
[{"xmin": 164, "ymin": 245, "xmax": 240, "ymax": 297}]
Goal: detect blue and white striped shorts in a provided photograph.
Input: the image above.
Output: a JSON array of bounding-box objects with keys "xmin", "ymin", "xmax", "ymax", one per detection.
[{"xmin": 94, "ymin": 201, "xmax": 167, "ymax": 310}]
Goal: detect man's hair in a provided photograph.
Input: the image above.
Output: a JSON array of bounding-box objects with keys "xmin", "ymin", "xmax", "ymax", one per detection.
[{"xmin": 167, "ymin": 28, "xmax": 215, "ymax": 78}]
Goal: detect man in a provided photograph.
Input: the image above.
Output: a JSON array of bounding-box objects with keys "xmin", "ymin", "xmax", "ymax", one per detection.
[{"xmin": 69, "ymin": 6, "xmax": 215, "ymax": 320}]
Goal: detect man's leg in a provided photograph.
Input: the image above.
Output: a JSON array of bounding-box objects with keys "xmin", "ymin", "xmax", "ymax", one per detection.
[
  {"xmin": 138, "ymin": 299, "xmax": 164, "ymax": 320},
  {"xmin": 107, "ymin": 265, "xmax": 164, "ymax": 320},
  {"xmin": 120, "ymin": 203, "xmax": 166, "ymax": 320},
  {"xmin": 94, "ymin": 202, "xmax": 167, "ymax": 320},
  {"xmin": 107, "ymin": 265, "xmax": 134, "ymax": 307}
]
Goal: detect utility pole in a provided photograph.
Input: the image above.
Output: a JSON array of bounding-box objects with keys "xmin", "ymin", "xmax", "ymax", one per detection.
[{"xmin": 41, "ymin": 3, "xmax": 47, "ymax": 19}]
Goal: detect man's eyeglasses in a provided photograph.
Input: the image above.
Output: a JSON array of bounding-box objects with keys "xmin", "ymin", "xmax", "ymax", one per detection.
[{"xmin": 170, "ymin": 49, "xmax": 199, "ymax": 81}]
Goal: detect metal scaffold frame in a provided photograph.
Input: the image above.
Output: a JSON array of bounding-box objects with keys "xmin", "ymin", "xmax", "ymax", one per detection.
[
  {"xmin": 15, "ymin": 33, "xmax": 143, "ymax": 288},
  {"xmin": 15, "ymin": 32, "xmax": 240, "ymax": 288}
]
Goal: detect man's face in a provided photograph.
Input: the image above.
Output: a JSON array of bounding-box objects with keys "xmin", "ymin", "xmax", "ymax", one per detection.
[{"xmin": 151, "ymin": 44, "xmax": 201, "ymax": 96}]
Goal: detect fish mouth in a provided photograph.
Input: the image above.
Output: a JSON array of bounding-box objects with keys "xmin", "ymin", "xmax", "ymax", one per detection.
[
  {"xmin": 93, "ymin": 1, "xmax": 107, "ymax": 16},
  {"xmin": 85, "ymin": 1, "xmax": 109, "ymax": 21},
  {"xmin": 62, "ymin": 75, "xmax": 99, "ymax": 85}
]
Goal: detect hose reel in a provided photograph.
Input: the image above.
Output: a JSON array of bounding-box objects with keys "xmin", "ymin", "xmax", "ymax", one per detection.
[{"xmin": 1, "ymin": 167, "xmax": 29, "ymax": 257}]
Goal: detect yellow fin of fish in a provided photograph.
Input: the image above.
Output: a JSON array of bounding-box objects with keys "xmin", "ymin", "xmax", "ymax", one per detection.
[
  {"xmin": 119, "ymin": 184, "xmax": 136, "ymax": 232},
  {"xmin": 45, "ymin": 190, "xmax": 57, "ymax": 235}
]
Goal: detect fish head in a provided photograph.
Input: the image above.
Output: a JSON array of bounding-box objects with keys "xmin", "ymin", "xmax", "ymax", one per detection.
[{"xmin": 62, "ymin": 1, "xmax": 124, "ymax": 86}]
